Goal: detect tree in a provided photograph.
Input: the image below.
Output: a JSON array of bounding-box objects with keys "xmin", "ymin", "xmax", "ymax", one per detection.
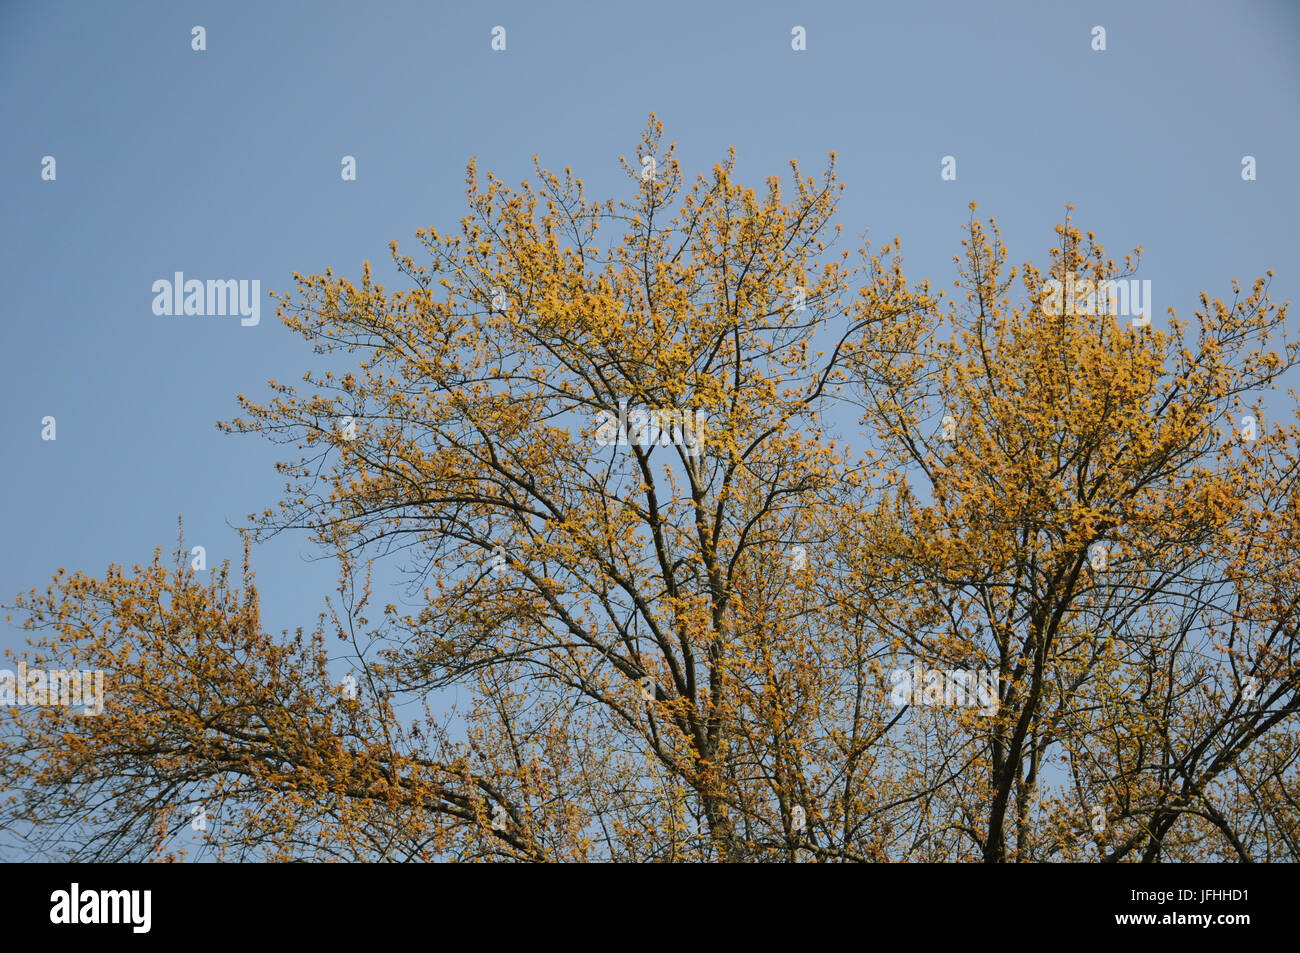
[
  {"xmin": 843, "ymin": 212, "xmax": 1300, "ymax": 861},
  {"xmin": 4, "ymin": 115, "xmax": 1298, "ymax": 861}
]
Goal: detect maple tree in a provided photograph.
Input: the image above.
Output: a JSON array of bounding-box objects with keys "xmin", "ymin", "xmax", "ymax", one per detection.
[{"xmin": 4, "ymin": 115, "xmax": 1298, "ymax": 861}]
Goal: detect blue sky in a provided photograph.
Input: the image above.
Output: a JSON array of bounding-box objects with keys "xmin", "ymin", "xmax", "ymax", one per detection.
[{"xmin": 2, "ymin": 0, "xmax": 1298, "ymax": 766}]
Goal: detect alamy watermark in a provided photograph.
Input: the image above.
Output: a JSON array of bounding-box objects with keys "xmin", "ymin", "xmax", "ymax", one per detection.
[
  {"xmin": 0, "ymin": 662, "xmax": 104, "ymax": 715},
  {"xmin": 889, "ymin": 662, "xmax": 998, "ymax": 715},
  {"xmin": 593, "ymin": 399, "xmax": 705, "ymax": 457},
  {"xmin": 1042, "ymin": 275, "xmax": 1152, "ymax": 326},
  {"xmin": 151, "ymin": 272, "xmax": 260, "ymax": 326}
]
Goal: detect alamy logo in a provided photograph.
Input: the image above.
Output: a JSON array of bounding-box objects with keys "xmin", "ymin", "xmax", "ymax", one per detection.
[
  {"xmin": 1042, "ymin": 275, "xmax": 1152, "ymax": 326},
  {"xmin": 889, "ymin": 662, "xmax": 998, "ymax": 715},
  {"xmin": 0, "ymin": 662, "xmax": 103, "ymax": 715},
  {"xmin": 152, "ymin": 272, "xmax": 260, "ymax": 326},
  {"xmin": 50, "ymin": 883, "xmax": 151, "ymax": 933},
  {"xmin": 594, "ymin": 400, "xmax": 705, "ymax": 458}
]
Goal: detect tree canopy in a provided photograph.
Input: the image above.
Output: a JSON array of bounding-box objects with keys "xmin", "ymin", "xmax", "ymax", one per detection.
[{"xmin": 5, "ymin": 115, "xmax": 1298, "ymax": 862}]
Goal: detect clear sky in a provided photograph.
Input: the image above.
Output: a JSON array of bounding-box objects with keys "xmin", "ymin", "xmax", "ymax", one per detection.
[{"xmin": 2, "ymin": 0, "xmax": 1298, "ymax": 840}]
